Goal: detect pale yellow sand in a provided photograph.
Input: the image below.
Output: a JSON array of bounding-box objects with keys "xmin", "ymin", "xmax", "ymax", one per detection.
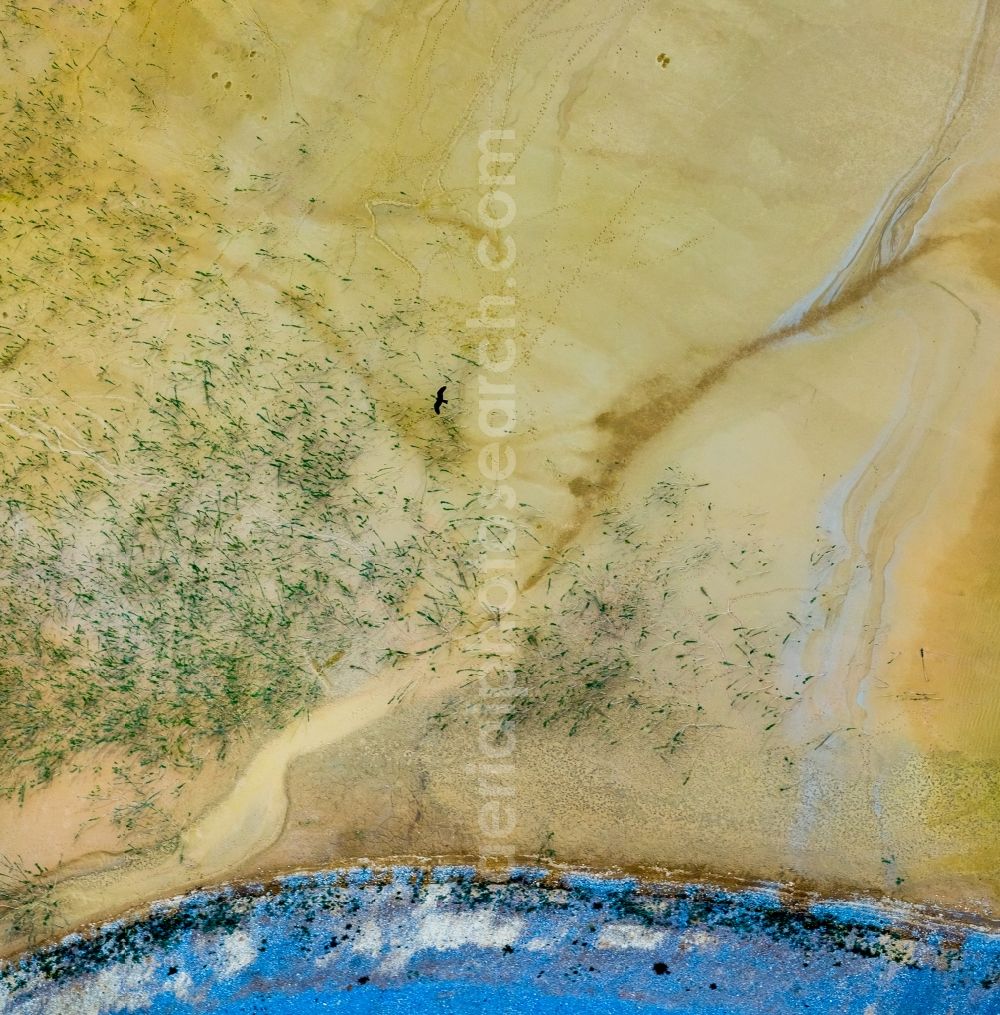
[{"xmin": 2, "ymin": 0, "xmax": 1000, "ymax": 955}]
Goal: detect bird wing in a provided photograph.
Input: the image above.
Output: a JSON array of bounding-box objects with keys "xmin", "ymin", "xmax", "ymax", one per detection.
[{"xmin": 436, "ymin": 386, "xmax": 447, "ymax": 398}]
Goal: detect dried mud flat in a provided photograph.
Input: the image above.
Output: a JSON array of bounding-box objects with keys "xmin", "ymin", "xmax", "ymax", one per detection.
[{"xmin": 2, "ymin": 0, "xmax": 1000, "ymax": 965}]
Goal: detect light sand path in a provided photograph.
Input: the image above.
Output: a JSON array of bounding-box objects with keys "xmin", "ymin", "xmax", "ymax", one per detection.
[{"xmin": 39, "ymin": 644, "xmax": 481, "ymax": 949}]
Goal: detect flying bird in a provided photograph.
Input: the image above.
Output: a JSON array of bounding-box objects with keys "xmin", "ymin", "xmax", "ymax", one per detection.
[{"xmin": 433, "ymin": 385, "xmax": 448, "ymax": 415}]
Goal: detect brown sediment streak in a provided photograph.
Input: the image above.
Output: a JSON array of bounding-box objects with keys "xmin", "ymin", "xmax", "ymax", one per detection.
[
  {"xmin": 522, "ymin": 0, "xmax": 1000, "ymax": 595},
  {"xmin": 524, "ymin": 235, "xmax": 950, "ymax": 594}
]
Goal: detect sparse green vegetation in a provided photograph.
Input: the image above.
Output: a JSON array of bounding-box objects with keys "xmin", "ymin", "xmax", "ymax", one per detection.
[
  {"xmin": 0, "ymin": 316, "xmax": 486, "ymax": 796},
  {"xmin": 0, "ymin": 4, "xmax": 484, "ymax": 805},
  {"xmin": 0, "ymin": 857, "xmax": 56, "ymax": 945},
  {"xmin": 431, "ymin": 470, "xmax": 802, "ymax": 749}
]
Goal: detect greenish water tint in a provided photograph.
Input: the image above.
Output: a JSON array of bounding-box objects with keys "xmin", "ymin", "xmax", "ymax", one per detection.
[{"xmin": 2, "ymin": 867, "xmax": 999, "ymax": 1014}]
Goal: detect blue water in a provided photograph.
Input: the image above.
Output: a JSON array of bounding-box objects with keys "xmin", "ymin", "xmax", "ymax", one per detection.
[
  {"xmin": 146, "ymin": 978, "xmax": 680, "ymax": 1015},
  {"xmin": 4, "ymin": 867, "xmax": 1000, "ymax": 1014}
]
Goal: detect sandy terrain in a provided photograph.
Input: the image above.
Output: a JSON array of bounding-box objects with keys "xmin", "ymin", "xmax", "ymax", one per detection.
[{"xmin": 2, "ymin": 0, "xmax": 1000, "ymax": 956}]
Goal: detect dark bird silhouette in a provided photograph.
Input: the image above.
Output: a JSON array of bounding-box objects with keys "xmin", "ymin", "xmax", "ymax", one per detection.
[{"xmin": 433, "ymin": 385, "xmax": 448, "ymax": 415}]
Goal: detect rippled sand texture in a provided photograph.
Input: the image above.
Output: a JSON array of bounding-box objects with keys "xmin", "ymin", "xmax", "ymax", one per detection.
[{"xmin": 2, "ymin": 0, "xmax": 1000, "ymax": 955}]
